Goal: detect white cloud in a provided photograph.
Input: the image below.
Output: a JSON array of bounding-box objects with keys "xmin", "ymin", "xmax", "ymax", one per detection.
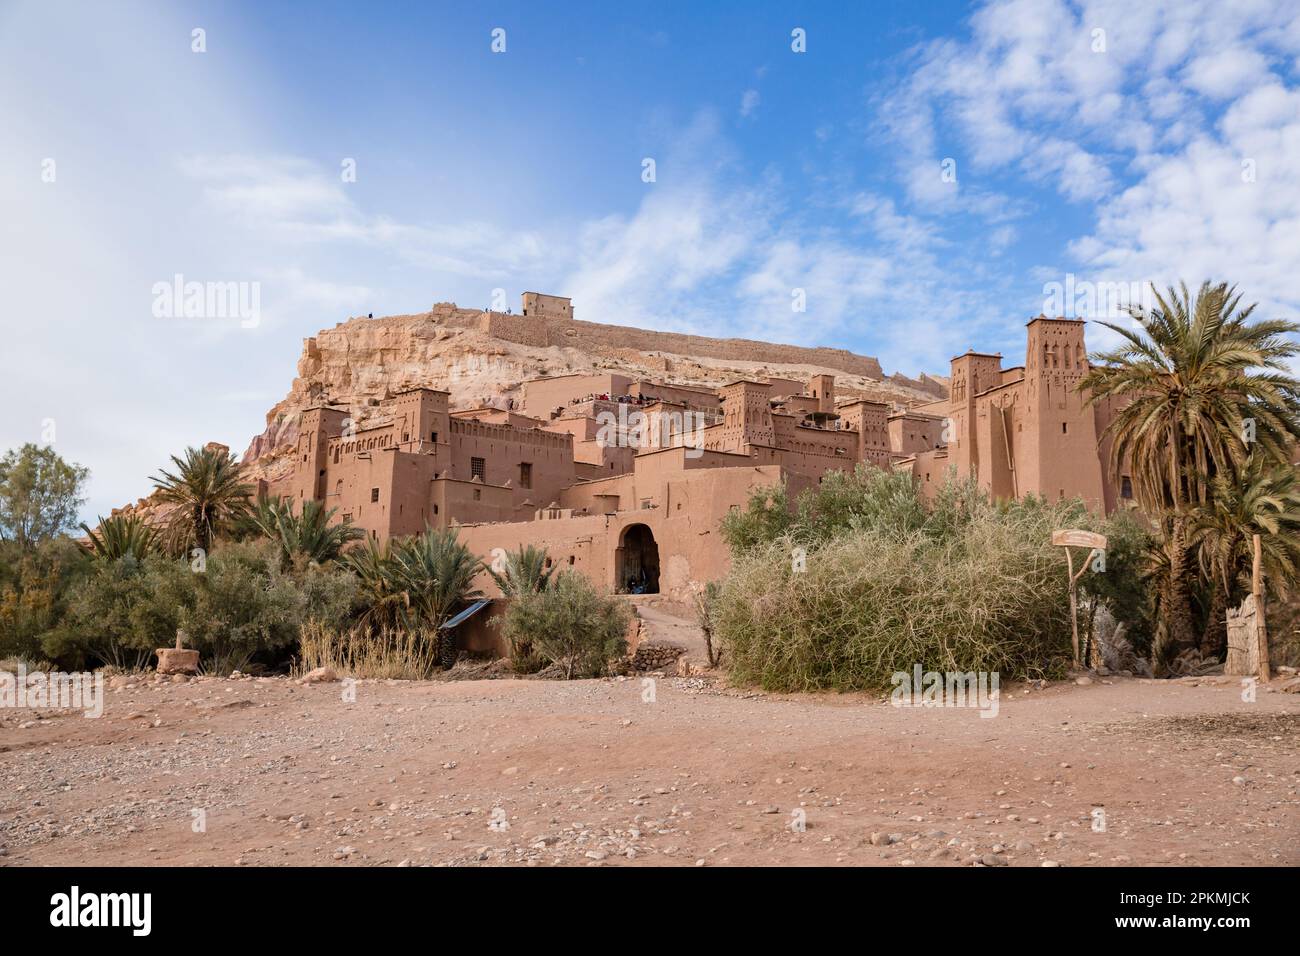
[
  {"xmin": 740, "ymin": 89, "xmax": 761, "ymax": 118},
  {"xmin": 180, "ymin": 154, "xmax": 550, "ymax": 280},
  {"xmin": 881, "ymin": 0, "xmax": 1300, "ymax": 335},
  {"xmin": 1183, "ymin": 46, "xmax": 1273, "ymax": 100}
]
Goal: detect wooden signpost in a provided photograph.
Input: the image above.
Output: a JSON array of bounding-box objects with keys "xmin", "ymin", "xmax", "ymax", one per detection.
[
  {"xmin": 1252, "ymin": 533, "xmax": 1271, "ymax": 682},
  {"xmin": 1052, "ymin": 529, "xmax": 1108, "ymax": 668}
]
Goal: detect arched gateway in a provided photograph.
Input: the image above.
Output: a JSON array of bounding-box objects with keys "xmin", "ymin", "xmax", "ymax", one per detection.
[{"xmin": 616, "ymin": 523, "xmax": 660, "ymax": 594}]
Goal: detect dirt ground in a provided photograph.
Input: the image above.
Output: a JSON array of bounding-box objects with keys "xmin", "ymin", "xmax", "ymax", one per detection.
[{"xmin": 1, "ymin": 666, "xmax": 1295, "ymax": 868}]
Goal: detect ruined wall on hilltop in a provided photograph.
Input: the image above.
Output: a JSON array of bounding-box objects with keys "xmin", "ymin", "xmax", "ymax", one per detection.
[{"xmin": 474, "ymin": 308, "xmax": 887, "ymax": 379}]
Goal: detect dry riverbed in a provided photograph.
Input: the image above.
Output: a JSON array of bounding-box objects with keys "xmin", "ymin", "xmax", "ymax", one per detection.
[{"xmin": 1, "ymin": 671, "xmax": 1295, "ymax": 867}]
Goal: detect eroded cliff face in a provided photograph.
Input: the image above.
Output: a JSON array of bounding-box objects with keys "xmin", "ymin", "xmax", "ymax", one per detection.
[{"xmin": 239, "ymin": 301, "xmax": 948, "ymax": 483}]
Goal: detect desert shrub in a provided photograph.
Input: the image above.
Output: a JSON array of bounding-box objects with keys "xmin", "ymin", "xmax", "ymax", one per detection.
[
  {"xmin": 45, "ymin": 540, "xmax": 359, "ymax": 674},
  {"xmin": 297, "ymin": 560, "xmax": 362, "ymax": 627},
  {"xmin": 797, "ymin": 466, "xmax": 929, "ymax": 545},
  {"xmin": 693, "ymin": 580, "xmax": 723, "ymax": 667},
  {"xmin": 721, "ymin": 482, "xmax": 795, "ymax": 554},
  {"xmin": 180, "ymin": 540, "xmax": 355, "ymax": 675},
  {"xmin": 0, "ymin": 537, "xmax": 88, "ymax": 663},
  {"xmin": 501, "ymin": 571, "xmax": 631, "ymax": 678},
  {"xmin": 42, "ymin": 553, "xmax": 190, "ymax": 670},
  {"xmin": 715, "ymin": 482, "xmax": 1099, "ymax": 691},
  {"xmin": 722, "ymin": 466, "xmax": 934, "ymax": 557},
  {"xmin": 296, "ymin": 620, "xmax": 441, "ymax": 680}
]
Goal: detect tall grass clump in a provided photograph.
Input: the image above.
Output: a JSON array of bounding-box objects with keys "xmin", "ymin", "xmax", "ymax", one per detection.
[
  {"xmin": 296, "ymin": 620, "xmax": 442, "ymax": 680},
  {"xmin": 715, "ymin": 468, "xmax": 1102, "ymax": 691}
]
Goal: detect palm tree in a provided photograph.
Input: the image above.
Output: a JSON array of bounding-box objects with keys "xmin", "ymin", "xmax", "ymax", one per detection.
[
  {"xmin": 1082, "ymin": 281, "xmax": 1300, "ymax": 668},
  {"xmin": 488, "ymin": 545, "xmax": 553, "ymax": 667},
  {"xmin": 243, "ymin": 495, "xmax": 364, "ymax": 570},
  {"xmin": 1190, "ymin": 457, "xmax": 1300, "ymax": 658},
  {"xmin": 151, "ymin": 446, "xmax": 253, "ymax": 555},
  {"xmin": 488, "ymin": 544, "xmax": 554, "ymax": 596},
  {"xmin": 80, "ymin": 513, "xmax": 156, "ymax": 561},
  {"xmin": 340, "ymin": 536, "xmax": 410, "ymax": 631},
  {"xmin": 391, "ymin": 528, "xmax": 482, "ymax": 668}
]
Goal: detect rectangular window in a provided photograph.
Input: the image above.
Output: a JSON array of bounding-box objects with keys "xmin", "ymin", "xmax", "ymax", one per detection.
[
  {"xmin": 519, "ymin": 462, "xmax": 532, "ymax": 488},
  {"xmin": 370, "ymin": 488, "xmax": 379, "ymax": 503},
  {"xmin": 1121, "ymin": 476, "xmax": 1133, "ymax": 499},
  {"xmin": 431, "ymin": 431, "xmax": 438, "ymax": 443},
  {"xmin": 1062, "ymin": 422, "xmax": 1068, "ymax": 434},
  {"xmin": 471, "ymin": 457, "xmax": 486, "ymax": 480}
]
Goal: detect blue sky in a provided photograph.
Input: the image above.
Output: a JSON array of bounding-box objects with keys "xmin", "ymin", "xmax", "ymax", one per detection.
[{"xmin": 2, "ymin": 0, "xmax": 1299, "ymax": 521}]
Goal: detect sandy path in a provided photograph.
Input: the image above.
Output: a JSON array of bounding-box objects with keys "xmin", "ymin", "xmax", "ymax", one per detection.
[{"xmin": 1, "ymin": 671, "xmax": 1295, "ymax": 867}]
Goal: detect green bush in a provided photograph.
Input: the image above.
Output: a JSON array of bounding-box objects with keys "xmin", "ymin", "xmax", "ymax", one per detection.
[
  {"xmin": 0, "ymin": 537, "xmax": 88, "ymax": 663},
  {"xmin": 722, "ymin": 466, "xmax": 929, "ymax": 556},
  {"xmin": 715, "ymin": 472, "xmax": 1106, "ymax": 691},
  {"xmin": 1082, "ymin": 509, "xmax": 1158, "ymax": 657},
  {"xmin": 43, "ymin": 540, "xmax": 360, "ymax": 674},
  {"xmin": 180, "ymin": 541, "xmax": 353, "ymax": 674},
  {"xmin": 501, "ymin": 571, "xmax": 630, "ymax": 678},
  {"xmin": 42, "ymin": 553, "xmax": 190, "ymax": 670}
]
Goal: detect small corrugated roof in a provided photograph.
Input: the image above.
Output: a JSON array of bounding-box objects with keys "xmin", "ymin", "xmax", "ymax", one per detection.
[{"xmin": 440, "ymin": 599, "xmax": 491, "ymax": 630}]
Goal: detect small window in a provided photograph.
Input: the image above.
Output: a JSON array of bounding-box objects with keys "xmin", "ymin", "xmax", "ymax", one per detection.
[
  {"xmin": 370, "ymin": 488, "xmax": 379, "ymax": 503},
  {"xmin": 402, "ymin": 432, "xmax": 409, "ymax": 442},
  {"xmin": 1121, "ymin": 476, "xmax": 1133, "ymax": 499},
  {"xmin": 1061, "ymin": 422, "xmax": 1068, "ymax": 434},
  {"xmin": 519, "ymin": 462, "xmax": 532, "ymax": 489},
  {"xmin": 473, "ymin": 489, "xmax": 481, "ymax": 501},
  {"xmin": 431, "ymin": 431, "xmax": 438, "ymax": 443},
  {"xmin": 471, "ymin": 457, "xmax": 486, "ymax": 480},
  {"xmin": 567, "ymin": 555, "xmax": 575, "ymax": 565},
  {"xmin": 433, "ymin": 504, "xmax": 439, "ymax": 515}
]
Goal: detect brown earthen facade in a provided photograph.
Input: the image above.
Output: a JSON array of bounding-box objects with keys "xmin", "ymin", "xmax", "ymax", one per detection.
[{"xmin": 273, "ymin": 299, "xmax": 1130, "ymax": 602}]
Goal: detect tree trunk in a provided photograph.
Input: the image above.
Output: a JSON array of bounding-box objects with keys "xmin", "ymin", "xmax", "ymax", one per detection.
[
  {"xmin": 439, "ymin": 628, "xmax": 457, "ymax": 670},
  {"xmin": 1156, "ymin": 514, "xmax": 1197, "ymax": 673},
  {"xmin": 1200, "ymin": 583, "xmax": 1227, "ymax": 661}
]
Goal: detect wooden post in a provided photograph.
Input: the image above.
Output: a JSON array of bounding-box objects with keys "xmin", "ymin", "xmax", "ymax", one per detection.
[
  {"xmin": 1253, "ymin": 533, "xmax": 1270, "ymax": 682},
  {"xmin": 1052, "ymin": 530, "xmax": 1108, "ymax": 671},
  {"xmin": 1066, "ymin": 548, "xmax": 1079, "ymax": 667}
]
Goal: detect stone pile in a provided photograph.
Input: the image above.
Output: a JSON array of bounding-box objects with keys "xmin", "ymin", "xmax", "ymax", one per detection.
[{"xmin": 629, "ymin": 641, "xmax": 686, "ymax": 673}]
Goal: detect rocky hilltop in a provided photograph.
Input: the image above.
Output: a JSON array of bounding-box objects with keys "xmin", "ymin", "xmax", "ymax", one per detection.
[{"xmin": 239, "ymin": 302, "xmax": 947, "ymax": 483}]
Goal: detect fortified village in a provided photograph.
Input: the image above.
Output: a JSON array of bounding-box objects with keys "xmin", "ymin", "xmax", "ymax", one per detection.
[{"xmin": 247, "ymin": 293, "xmax": 1133, "ymax": 620}]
